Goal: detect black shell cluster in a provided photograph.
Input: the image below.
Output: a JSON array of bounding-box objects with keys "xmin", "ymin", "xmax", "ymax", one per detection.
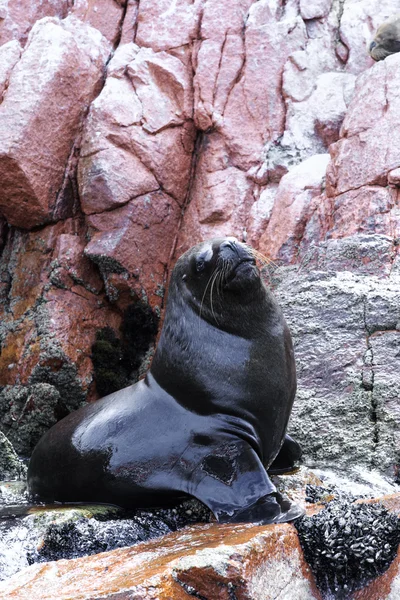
[
  {"xmin": 26, "ymin": 499, "xmax": 211, "ymax": 565},
  {"xmin": 305, "ymin": 484, "xmax": 363, "ymax": 505},
  {"xmin": 295, "ymin": 496, "xmax": 400, "ymax": 599}
]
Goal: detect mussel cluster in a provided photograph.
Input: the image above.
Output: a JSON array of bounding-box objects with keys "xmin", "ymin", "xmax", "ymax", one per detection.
[{"xmin": 295, "ymin": 498, "xmax": 400, "ymax": 598}]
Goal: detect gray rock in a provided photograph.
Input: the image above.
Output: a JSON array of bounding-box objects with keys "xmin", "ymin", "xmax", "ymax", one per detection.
[
  {"xmin": 0, "ymin": 383, "xmax": 61, "ymax": 455},
  {"xmin": 0, "ymin": 432, "xmax": 25, "ymax": 480},
  {"xmin": 274, "ymin": 250, "xmax": 400, "ymax": 478}
]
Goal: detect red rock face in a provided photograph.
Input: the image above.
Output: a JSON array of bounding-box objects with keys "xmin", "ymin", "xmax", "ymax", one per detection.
[
  {"xmin": 0, "ymin": 0, "xmax": 70, "ymax": 47},
  {"xmin": 0, "ymin": 219, "xmax": 120, "ymax": 396},
  {"xmin": 0, "ymin": 0, "xmax": 398, "ymax": 477},
  {"xmin": 0, "ymin": 17, "xmax": 111, "ymax": 229},
  {"xmin": 0, "ymin": 4, "xmax": 400, "ymax": 597}
]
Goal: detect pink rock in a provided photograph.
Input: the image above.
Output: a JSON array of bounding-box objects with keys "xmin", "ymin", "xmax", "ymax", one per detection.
[
  {"xmin": 247, "ymin": 185, "xmax": 278, "ymax": 246},
  {"xmin": 0, "ymin": 219, "xmax": 119, "ymax": 399},
  {"xmin": 282, "ymin": 71, "xmax": 356, "ymax": 157},
  {"xmin": 388, "ymin": 167, "xmax": 400, "ymax": 186},
  {"xmin": 327, "ymin": 54, "xmax": 400, "ymax": 197},
  {"xmin": 79, "ymin": 42, "xmax": 196, "ymax": 213},
  {"xmin": 0, "ymin": 0, "xmax": 69, "ymax": 47},
  {"xmin": 222, "ymin": 3, "xmax": 306, "ymax": 169},
  {"xmin": 79, "ymin": 143, "xmax": 159, "ymax": 214},
  {"xmin": 0, "ymin": 16, "xmax": 111, "ymax": 229},
  {"xmin": 193, "ymin": 0, "xmax": 252, "ymax": 130},
  {"xmin": 299, "ymin": 0, "xmax": 331, "ymax": 20},
  {"xmin": 53, "ymin": 233, "xmax": 104, "ymax": 295},
  {"xmin": 0, "ymin": 40, "xmax": 21, "ymax": 98},
  {"xmin": 126, "ymin": 47, "xmax": 193, "ymax": 133},
  {"xmin": 45, "ymin": 286, "xmax": 121, "ymax": 393},
  {"xmin": 135, "ymin": 0, "xmax": 200, "ymax": 51},
  {"xmin": 176, "ymin": 136, "xmax": 253, "ymax": 256},
  {"xmin": 313, "ymin": 73, "xmax": 356, "ymax": 148},
  {"xmin": 71, "ymin": 0, "xmax": 126, "ymax": 45},
  {"xmin": 340, "ymin": 60, "xmax": 388, "ymax": 139},
  {"xmin": 327, "ymin": 187, "xmax": 399, "ymax": 240},
  {"xmin": 120, "ymin": 0, "xmax": 139, "ymax": 45},
  {"xmin": 120, "ymin": 121, "xmax": 196, "ymax": 204},
  {"xmin": 338, "ymin": 1, "xmax": 393, "ymax": 75},
  {"xmin": 259, "ymin": 154, "xmax": 330, "ymax": 262},
  {"xmin": 279, "ymin": 15, "xmax": 354, "ymax": 163},
  {"xmin": 106, "ymin": 42, "xmax": 139, "ymax": 77},
  {"xmin": 85, "ymin": 191, "xmax": 181, "ymax": 308}
]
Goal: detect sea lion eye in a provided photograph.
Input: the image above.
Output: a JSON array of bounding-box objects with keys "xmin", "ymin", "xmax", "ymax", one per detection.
[{"xmin": 196, "ymin": 259, "xmax": 205, "ymax": 272}]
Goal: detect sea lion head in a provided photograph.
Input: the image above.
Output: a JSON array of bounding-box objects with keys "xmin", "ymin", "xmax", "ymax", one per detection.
[
  {"xmin": 369, "ymin": 15, "xmax": 400, "ymax": 61},
  {"xmin": 168, "ymin": 237, "xmax": 266, "ymax": 332}
]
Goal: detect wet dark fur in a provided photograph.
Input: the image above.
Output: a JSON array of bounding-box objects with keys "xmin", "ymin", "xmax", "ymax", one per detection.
[{"xmin": 28, "ymin": 238, "xmax": 301, "ymax": 524}]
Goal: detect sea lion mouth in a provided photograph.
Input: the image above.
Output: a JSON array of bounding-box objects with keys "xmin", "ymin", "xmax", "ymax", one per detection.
[
  {"xmin": 224, "ymin": 257, "xmax": 257, "ymax": 285},
  {"xmin": 233, "ymin": 257, "xmax": 256, "ymax": 271}
]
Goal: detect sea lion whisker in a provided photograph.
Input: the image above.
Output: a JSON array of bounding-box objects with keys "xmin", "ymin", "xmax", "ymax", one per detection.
[
  {"xmin": 215, "ymin": 258, "xmax": 227, "ymax": 294},
  {"xmin": 209, "ymin": 269, "xmax": 220, "ymax": 325},
  {"xmin": 241, "ymin": 243, "xmax": 275, "ymax": 267},
  {"xmin": 214, "ymin": 256, "xmax": 228, "ymax": 295},
  {"xmin": 199, "ymin": 265, "xmax": 220, "ymax": 323},
  {"xmin": 218, "ymin": 268, "xmax": 226, "ymax": 295},
  {"xmin": 222, "ymin": 257, "xmax": 233, "ymax": 280},
  {"xmin": 249, "ymin": 248, "xmax": 277, "ymax": 269},
  {"xmin": 216, "ymin": 268, "xmax": 225, "ymax": 297}
]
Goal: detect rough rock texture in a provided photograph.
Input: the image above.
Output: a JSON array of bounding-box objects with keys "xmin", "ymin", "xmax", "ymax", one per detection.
[
  {"xmin": 0, "ymin": 0, "xmax": 397, "ymax": 476},
  {"xmin": 2, "ymin": 493, "xmax": 400, "ymax": 599},
  {"xmin": 0, "ymin": 219, "xmax": 122, "ymax": 447},
  {"xmin": 0, "ymin": 498, "xmax": 210, "ymax": 582},
  {"xmin": 0, "ymin": 16, "xmax": 110, "ymax": 229},
  {"xmin": 327, "ymin": 53, "xmax": 400, "ymax": 198},
  {"xmin": 71, "ymin": 0, "xmax": 127, "ymax": 46},
  {"xmin": 0, "ymin": 0, "xmax": 70, "ymax": 48},
  {"xmin": 0, "ymin": 2, "xmax": 399, "ymax": 597},
  {"xmin": 78, "ymin": 40, "xmax": 195, "ymax": 306},
  {"xmin": 274, "ymin": 268, "xmax": 400, "ymax": 478},
  {"xmin": 0, "ymin": 521, "xmax": 321, "ymax": 600},
  {"xmin": 0, "ymin": 432, "xmax": 25, "ymax": 480}
]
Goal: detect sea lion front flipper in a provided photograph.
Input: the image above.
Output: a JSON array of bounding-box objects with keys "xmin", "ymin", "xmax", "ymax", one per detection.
[
  {"xmin": 267, "ymin": 434, "xmax": 302, "ymax": 475},
  {"xmin": 182, "ymin": 440, "xmax": 303, "ymax": 524}
]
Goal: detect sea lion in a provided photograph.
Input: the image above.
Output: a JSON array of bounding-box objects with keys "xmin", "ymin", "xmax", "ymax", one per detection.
[
  {"xmin": 28, "ymin": 237, "xmax": 303, "ymax": 524},
  {"xmin": 369, "ymin": 14, "xmax": 400, "ymax": 61}
]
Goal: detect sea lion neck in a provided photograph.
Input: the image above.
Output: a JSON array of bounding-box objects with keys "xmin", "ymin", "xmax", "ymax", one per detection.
[{"xmin": 150, "ymin": 272, "xmax": 282, "ymax": 420}]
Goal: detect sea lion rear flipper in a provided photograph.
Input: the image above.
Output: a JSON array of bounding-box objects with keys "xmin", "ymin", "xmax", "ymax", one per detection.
[
  {"xmin": 183, "ymin": 440, "xmax": 303, "ymax": 524},
  {"xmin": 267, "ymin": 434, "xmax": 302, "ymax": 475}
]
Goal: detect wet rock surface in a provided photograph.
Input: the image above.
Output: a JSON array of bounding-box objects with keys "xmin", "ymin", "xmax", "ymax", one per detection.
[
  {"xmin": 0, "ymin": 469, "xmax": 313, "ymax": 583},
  {"xmin": 0, "ymin": 491, "xmax": 211, "ymax": 583},
  {"xmin": 1, "ymin": 487, "xmax": 400, "ymax": 600},
  {"xmin": 0, "ymin": 515, "xmax": 320, "ymax": 600},
  {"xmin": 0, "ymin": 470, "xmax": 399, "ymax": 599}
]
